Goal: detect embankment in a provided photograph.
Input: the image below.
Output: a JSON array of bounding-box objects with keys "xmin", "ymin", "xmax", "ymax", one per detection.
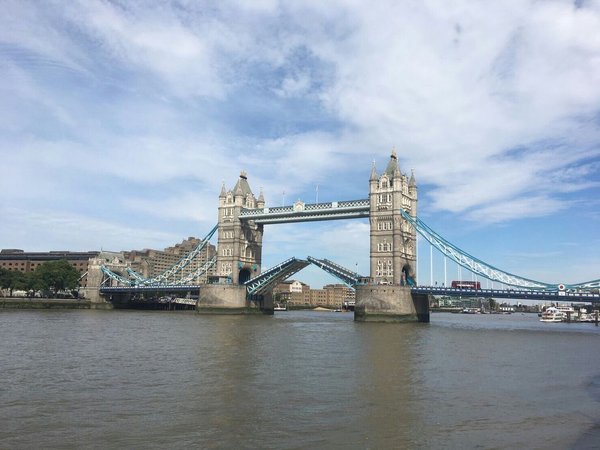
[{"xmin": 0, "ymin": 297, "xmax": 92, "ymax": 309}]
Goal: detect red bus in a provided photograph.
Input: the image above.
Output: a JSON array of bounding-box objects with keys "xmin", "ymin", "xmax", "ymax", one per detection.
[{"xmin": 451, "ymin": 280, "xmax": 481, "ymax": 290}]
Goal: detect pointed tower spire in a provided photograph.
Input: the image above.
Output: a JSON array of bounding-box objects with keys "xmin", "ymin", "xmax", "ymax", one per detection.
[
  {"xmin": 257, "ymin": 187, "xmax": 265, "ymax": 209},
  {"xmin": 219, "ymin": 181, "xmax": 226, "ymax": 198},
  {"xmin": 409, "ymin": 168, "xmax": 416, "ymax": 187},
  {"xmin": 393, "ymin": 162, "xmax": 402, "ymax": 179},
  {"xmin": 370, "ymin": 160, "xmax": 378, "ymax": 181},
  {"xmin": 235, "ymin": 182, "xmax": 244, "ymax": 196},
  {"xmin": 385, "ymin": 148, "xmax": 399, "ymax": 178}
]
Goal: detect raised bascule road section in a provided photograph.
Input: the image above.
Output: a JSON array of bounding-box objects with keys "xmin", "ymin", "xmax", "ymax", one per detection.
[{"xmin": 93, "ymin": 151, "xmax": 600, "ymax": 320}]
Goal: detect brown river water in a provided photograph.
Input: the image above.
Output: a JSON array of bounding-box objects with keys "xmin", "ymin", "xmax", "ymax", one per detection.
[{"xmin": 1, "ymin": 310, "xmax": 599, "ymax": 449}]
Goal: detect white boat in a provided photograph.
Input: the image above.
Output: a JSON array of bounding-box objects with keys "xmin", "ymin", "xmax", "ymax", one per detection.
[
  {"xmin": 274, "ymin": 303, "xmax": 287, "ymax": 311},
  {"xmin": 556, "ymin": 304, "xmax": 575, "ymax": 316},
  {"xmin": 576, "ymin": 308, "xmax": 597, "ymax": 323},
  {"xmin": 540, "ymin": 307, "xmax": 564, "ymax": 323}
]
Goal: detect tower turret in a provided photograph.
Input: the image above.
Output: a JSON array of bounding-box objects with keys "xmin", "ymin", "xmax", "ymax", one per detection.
[
  {"xmin": 384, "ymin": 148, "xmax": 399, "ymax": 178},
  {"xmin": 370, "ymin": 161, "xmax": 378, "ymax": 182},
  {"xmin": 257, "ymin": 188, "xmax": 265, "ymax": 209},
  {"xmin": 409, "ymin": 169, "xmax": 417, "ymax": 217}
]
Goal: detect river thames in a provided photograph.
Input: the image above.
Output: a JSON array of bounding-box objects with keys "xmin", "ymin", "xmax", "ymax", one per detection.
[{"xmin": 1, "ymin": 310, "xmax": 599, "ymax": 449}]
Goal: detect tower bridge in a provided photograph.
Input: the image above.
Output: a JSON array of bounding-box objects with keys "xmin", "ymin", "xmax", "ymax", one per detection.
[{"xmin": 94, "ymin": 151, "xmax": 600, "ymax": 320}]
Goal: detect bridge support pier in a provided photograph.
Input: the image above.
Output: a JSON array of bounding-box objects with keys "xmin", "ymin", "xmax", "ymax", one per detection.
[
  {"xmin": 354, "ymin": 285, "xmax": 430, "ymax": 323},
  {"xmin": 196, "ymin": 285, "xmax": 269, "ymax": 315}
]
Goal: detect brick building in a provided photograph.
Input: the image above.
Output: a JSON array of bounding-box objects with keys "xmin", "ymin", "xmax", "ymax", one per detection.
[
  {"xmin": 0, "ymin": 249, "xmax": 100, "ymax": 287},
  {"xmin": 273, "ymin": 280, "xmax": 356, "ymax": 309}
]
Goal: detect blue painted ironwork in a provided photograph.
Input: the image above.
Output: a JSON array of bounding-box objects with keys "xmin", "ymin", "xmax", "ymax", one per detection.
[
  {"xmin": 398, "ymin": 209, "xmax": 556, "ymax": 290},
  {"xmin": 411, "ymin": 286, "xmax": 600, "ymax": 303},
  {"xmin": 307, "ymin": 256, "xmax": 365, "ymax": 287},
  {"xmin": 175, "ymin": 256, "xmax": 217, "ymax": 284},
  {"xmin": 569, "ymin": 279, "xmax": 600, "ymax": 290},
  {"xmin": 245, "ymin": 257, "xmax": 310, "ymax": 295},
  {"xmin": 239, "ymin": 199, "xmax": 370, "ymax": 224},
  {"xmin": 104, "ymin": 224, "xmax": 218, "ymax": 287},
  {"xmin": 126, "ymin": 267, "xmax": 146, "ymax": 283},
  {"xmin": 101, "ymin": 266, "xmax": 134, "ymax": 286},
  {"xmin": 131, "ymin": 224, "xmax": 218, "ymax": 285}
]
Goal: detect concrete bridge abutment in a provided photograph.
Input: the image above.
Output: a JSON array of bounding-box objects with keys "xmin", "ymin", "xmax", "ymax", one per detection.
[
  {"xmin": 354, "ymin": 285, "xmax": 430, "ymax": 323},
  {"xmin": 196, "ymin": 285, "xmax": 272, "ymax": 315}
]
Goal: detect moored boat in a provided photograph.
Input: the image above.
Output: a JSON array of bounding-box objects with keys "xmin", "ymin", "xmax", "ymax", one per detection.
[{"xmin": 540, "ymin": 307, "xmax": 564, "ymax": 323}]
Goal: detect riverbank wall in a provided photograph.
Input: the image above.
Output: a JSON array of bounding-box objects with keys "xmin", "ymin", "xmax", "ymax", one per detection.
[{"xmin": 0, "ymin": 297, "xmax": 92, "ymax": 309}]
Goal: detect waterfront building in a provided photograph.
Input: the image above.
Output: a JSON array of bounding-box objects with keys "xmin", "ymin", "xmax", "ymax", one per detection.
[
  {"xmin": 437, "ymin": 296, "xmax": 485, "ymax": 309},
  {"xmin": 0, "ymin": 249, "xmax": 100, "ymax": 287},
  {"xmin": 273, "ymin": 280, "xmax": 356, "ymax": 309},
  {"xmin": 499, "ymin": 303, "xmax": 516, "ymax": 313},
  {"xmin": 273, "ymin": 280, "xmax": 311, "ymax": 307},
  {"xmin": 323, "ymin": 283, "xmax": 356, "ymax": 307}
]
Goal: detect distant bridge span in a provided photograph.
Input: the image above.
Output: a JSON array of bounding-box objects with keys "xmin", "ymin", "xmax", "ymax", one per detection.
[
  {"xmin": 411, "ymin": 286, "xmax": 600, "ymax": 303},
  {"xmin": 99, "ymin": 264, "xmax": 600, "ymax": 304}
]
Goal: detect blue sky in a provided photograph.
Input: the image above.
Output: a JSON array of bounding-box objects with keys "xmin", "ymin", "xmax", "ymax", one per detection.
[{"xmin": 1, "ymin": 0, "xmax": 599, "ymax": 288}]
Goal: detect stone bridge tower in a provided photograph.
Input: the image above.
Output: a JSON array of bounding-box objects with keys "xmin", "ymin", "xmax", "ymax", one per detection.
[
  {"xmin": 369, "ymin": 150, "xmax": 417, "ymax": 285},
  {"xmin": 217, "ymin": 172, "xmax": 264, "ymax": 285}
]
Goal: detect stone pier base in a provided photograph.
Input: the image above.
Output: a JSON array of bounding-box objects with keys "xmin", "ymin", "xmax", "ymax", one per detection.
[
  {"xmin": 197, "ymin": 285, "xmax": 271, "ymax": 315},
  {"xmin": 354, "ymin": 285, "xmax": 430, "ymax": 323},
  {"xmin": 81, "ymin": 287, "xmax": 114, "ymax": 309}
]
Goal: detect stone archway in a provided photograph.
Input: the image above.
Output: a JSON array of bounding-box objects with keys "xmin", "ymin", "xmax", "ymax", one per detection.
[
  {"xmin": 238, "ymin": 268, "xmax": 252, "ymax": 284},
  {"xmin": 401, "ymin": 264, "xmax": 415, "ymax": 286}
]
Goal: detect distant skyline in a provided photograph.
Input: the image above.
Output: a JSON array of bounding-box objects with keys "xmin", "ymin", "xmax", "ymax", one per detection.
[{"xmin": 1, "ymin": 1, "xmax": 599, "ymax": 287}]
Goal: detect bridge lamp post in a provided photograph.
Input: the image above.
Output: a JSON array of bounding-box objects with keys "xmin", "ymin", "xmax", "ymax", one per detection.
[
  {"xmin": 430, "ymin": 244, "xmax": 433, "ymax": 286},
  {"xmin": 444, "ymin": 257, "xmax": 447, "ymax": 287}
]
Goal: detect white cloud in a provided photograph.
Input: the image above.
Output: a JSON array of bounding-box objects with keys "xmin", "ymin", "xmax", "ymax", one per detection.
[
  {"xmin": 121, "ymin": 190, "xmax": 218, "ymax": 224},
  {"xmin": 465, "ymin": 196, "xmax": 567, "ymax": 224},
  {"xmin": 287, "ymin": 0, "xmax": 600, "ymax": 216},
  {"xmin": 275, "ymin": 72, "xmax": 312, "ymax": 98},
  {"xmin": 0, "ymin": 207, "xmax": 179, "ymax": 252}
]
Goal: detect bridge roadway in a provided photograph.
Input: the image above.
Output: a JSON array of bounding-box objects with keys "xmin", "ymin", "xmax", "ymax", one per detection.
[
  {"xmin": 411, "ymin": 286, "xmax": 600, "ymax": 303},
  {"xmin": 100, "ymin": 285, "xmax": 200, "ymax": 295},
  {"xmin": 100, "ymin": 284, "xmax": 600, "ymax": 304}
]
